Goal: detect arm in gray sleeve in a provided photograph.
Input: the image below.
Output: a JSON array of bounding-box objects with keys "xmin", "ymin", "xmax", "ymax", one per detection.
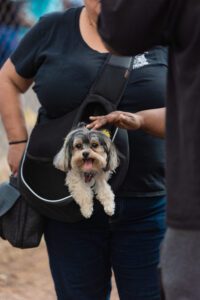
[{"xmin": 98, "ymin": 0, "xmax": 181, "ymax": 55}]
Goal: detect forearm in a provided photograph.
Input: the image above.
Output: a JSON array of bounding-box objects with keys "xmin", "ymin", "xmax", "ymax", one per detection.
[
  {"xmin": 0, "ymin": 78, "xmax": 28, "ymax": 143},
  {"xmin": 137, "ymin": 108, "xmax": 165, "ymax": 138}
]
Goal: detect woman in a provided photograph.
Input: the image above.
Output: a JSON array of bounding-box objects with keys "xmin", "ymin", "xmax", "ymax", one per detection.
[{"xmin": 0, "ymin": 1, "xmax": 167, "ymax": 299}]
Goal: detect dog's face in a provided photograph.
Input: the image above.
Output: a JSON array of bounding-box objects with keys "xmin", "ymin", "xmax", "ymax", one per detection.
[{"xmin": 54, "ymin": 127, "xmax": 119, "ymax": 175}]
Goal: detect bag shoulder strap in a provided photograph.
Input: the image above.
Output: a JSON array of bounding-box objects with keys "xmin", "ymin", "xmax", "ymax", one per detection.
[{"xmin": 90, "ymin": 54, "xmax": 134, "ymax": 106}]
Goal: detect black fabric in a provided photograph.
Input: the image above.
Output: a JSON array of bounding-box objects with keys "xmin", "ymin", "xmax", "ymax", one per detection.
[
  {"xmin": 11, "ymin": 7, "xmax": 167, "ymax": 198},
  {"xmin": 118, "ymin": 56, "xmax": 167, "ymax": 197},
  {"xmin": 18, "ymin": 72, "xmax": 130, "ymax": 222},
  {"xmin": 99, "ymin": 1, "xmax": 200, "ymax": 229},
  {"xmin": 0, "ymin": 176, "xmax": 44, "ymax": 249},
  {"xmin": 99, "ymin": 0, "xmax": 181, "ymax": 56}
]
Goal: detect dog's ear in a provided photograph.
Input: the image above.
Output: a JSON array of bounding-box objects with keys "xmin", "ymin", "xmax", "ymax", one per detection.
[
  {"xmin": 53, "ymin": 140, "xmax": 70, "ymax": 172},
  {"xmin": 107, "ymin": 143, "xmax": 119, "ymax": 172}
]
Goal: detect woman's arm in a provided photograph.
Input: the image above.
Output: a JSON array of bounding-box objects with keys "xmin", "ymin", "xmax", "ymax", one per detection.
[
  {"xmin": 87, "ymin": 108, "xmax": 166, "ymax": 138},
  {"xmin": 0, "ymin": 59, "xmax": 33, "ymax": 175}
]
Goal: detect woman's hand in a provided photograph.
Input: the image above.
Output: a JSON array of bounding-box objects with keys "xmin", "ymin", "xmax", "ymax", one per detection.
[
  {"xmin": 87, "ymin": 108, "xmax": 166, "ymax": 138},
  {"xmin": 7, "ymin": 143, "xmax": 26, "ymax": 176},
  {"xmin": 87, "ymin": 111, "xmax": 143, "ymax": 130}
]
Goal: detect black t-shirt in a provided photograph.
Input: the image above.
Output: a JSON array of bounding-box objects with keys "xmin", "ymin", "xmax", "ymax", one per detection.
[
  {"xmin": 99, "ymin": 0, "xmax": 200, "ymax": 229},
  {"xmin": 11, "ymin": 7, "xmax": 168, "ymax": 198}
]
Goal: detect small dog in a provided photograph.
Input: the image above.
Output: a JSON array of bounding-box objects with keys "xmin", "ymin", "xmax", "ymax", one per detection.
[{"xmin": 53, "ymin": 125, "xmax": 119, "ymax": 218}]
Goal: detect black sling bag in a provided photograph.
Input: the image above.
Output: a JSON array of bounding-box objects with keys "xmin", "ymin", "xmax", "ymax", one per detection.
[{"xmin": 18, "ymin": 55, "xmax": 133, "ymax": 222}]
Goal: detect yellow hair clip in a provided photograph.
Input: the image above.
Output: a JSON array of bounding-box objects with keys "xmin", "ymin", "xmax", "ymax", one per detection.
[{"xmin": 101, "ymin": 129, "xmax": 111, "ymax": 138}]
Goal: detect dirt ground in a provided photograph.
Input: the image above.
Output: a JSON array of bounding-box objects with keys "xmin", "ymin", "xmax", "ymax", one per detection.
[
  {"xmin": 0, "ymin": 90, "xmax": 119, "ymax": 299},
  {"xmin": 0, "ymin": 240, "xmax": 56, "ymax": 300}
]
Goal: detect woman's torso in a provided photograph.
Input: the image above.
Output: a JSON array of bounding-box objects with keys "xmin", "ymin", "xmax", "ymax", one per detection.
[{"xmin": 11, "ymin": 7, "xmax": 168, "ymax": 197}]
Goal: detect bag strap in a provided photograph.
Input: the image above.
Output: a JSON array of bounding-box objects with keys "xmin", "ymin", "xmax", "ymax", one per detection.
[{"xmin": 90, "ymin": 54, "xmax": 134, "ymax": 106}]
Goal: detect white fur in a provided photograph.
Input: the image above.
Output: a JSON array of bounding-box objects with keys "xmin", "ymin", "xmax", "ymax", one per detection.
[{"xmin": 53, "ymin": 128, "xmax": 119, "ymax": 218}]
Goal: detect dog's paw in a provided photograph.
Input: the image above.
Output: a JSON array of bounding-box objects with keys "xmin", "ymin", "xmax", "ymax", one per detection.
[
  {"xmin": 104, "ymin": 201, "xmax": 115, "ymax": 216},
  {"xmin": 80, "ymin": 205, "xmax": 93, "ymax": 219}
]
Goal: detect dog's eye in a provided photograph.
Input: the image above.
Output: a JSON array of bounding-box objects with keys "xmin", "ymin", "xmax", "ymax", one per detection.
[
  {"xmin": 75, "ymin": 143, "xmax": 82, "ymax": 149},
  {"xmin": 91, "ymin": 143, "xmax": 98, "ymax": 148}
]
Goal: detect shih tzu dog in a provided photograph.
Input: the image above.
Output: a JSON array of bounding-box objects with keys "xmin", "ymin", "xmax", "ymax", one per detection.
[{"xmin": 53, "ymin": 124, "xmax": 119, "ymax": 218}]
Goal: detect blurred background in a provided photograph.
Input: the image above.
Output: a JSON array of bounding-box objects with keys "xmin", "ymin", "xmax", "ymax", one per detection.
[{"xmin": 0, "ymin": 1, "xmax": 119, "ymax": 299}]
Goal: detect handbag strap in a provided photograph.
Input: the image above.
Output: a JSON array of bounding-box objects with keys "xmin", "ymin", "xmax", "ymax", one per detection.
[{"xmin": 90, "ymin": 54, "xmax": 134, "ymax": 107}]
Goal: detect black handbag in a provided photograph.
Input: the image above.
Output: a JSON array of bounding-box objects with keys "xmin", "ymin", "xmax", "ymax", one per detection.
[
  {"xmin": 0, "ymin": 175, "xmax": 44, "ymax": 248},
  {"xmin": 18, "ymin": 55, "xmax": 133, "ymax": 222}
]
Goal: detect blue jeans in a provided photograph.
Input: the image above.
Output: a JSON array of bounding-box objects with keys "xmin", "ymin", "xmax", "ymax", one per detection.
[{"xmin": 44, "ymin": 196, "xmax": 166, "ymax": 300}]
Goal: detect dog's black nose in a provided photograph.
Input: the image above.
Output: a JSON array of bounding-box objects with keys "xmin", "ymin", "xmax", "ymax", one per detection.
[{"xmin": 82, "ymin": 151, "xmax": 89, "ymax": 159}]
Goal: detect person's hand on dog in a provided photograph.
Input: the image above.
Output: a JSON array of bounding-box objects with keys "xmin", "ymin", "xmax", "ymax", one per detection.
[
  {"xmin": 87, "ymin": 111, "xmax": 143, "ymax": 130},
  {"xmin": 87, "ymin": 108, "xmax": 165, "ymax": 138},
  {"xmin": 8, "ymin": 143, "xmax": 26, "ymax": 176}
]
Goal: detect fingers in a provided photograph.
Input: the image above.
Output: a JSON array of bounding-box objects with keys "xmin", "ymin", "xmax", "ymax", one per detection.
[
  {"xmin": 8, "ymin": 160, "xmax": 19, "ymax": 176},
  {"xmin": 87, "ymin": 112, "xmax": 122, "ymax": 129},
  {"xmin": 7, "ymin": 143, "xmax": 26, "ymax": 177},
  {"xmin": 12, "ymin": 168, "xmax": 18, "ymax": 177},
  {"xmin": 86, "ymin": 111, "xmax": 138, "ymax": 130},
  {"xmin": 87, "ymin": 116, "xmax": 107, "ymax": 129}
]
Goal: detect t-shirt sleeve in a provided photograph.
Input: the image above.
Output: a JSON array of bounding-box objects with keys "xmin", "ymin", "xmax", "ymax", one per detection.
[
  {"xmin": 10, "ymin": 16, "xmax": 51, "ymax": 78},
  {"xmin": 99, "ymin": 0, "xmax": 181, "ymax": 55}
]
